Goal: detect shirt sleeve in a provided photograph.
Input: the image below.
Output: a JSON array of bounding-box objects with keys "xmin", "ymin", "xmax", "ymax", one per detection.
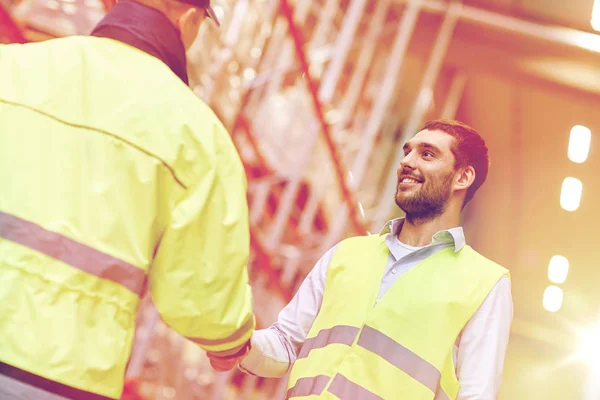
[
  {"xmin": 456, "ymin": 276, "xmax": 513, "ymax": 400},
  {"xmin": 239, "ymin": 244, "xmax": 339, "ymax": 377}
]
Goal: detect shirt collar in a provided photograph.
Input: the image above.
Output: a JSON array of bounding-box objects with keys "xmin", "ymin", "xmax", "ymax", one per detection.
[
  {"xmin": 380, "ymin": 217, "xmax": 466, "ymax": 253},
  {"xmin": 91, "ymin": 0, "xmax": 189, "ymax": 84}
]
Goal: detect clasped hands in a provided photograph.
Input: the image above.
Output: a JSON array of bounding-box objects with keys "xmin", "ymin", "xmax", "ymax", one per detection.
[{"xmin": 206, "ymin": 340, "xmax": 251, "ymax": 372}]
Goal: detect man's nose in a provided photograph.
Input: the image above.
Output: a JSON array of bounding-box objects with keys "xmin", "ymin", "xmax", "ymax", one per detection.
[
  {"xmin": 397, "ymin": 159, "xmax": 413, "ymax": 179},
  {"xmin": 399, "ymin": 151, "xmax": 417, "ymax": 171}
]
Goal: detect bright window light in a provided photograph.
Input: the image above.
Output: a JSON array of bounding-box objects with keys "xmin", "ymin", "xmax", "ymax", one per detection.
[
  {"xmin": 560, "ymin": 177, "xmax": 583, "ymax": 212},
  {"xmin": 543, "ymin": 285, "xmax": 563, "ymax": 312},
  {"xmin": 593, "ymin": 0, "xmax": 600, "ymax": 31},
  {"xmin": 578, "ymin": 326, "xmax": 600, "ymax": 372},
  {"xmin": 568, "ymin": 125, "xmax": 591, "ymax": 163},
  {"xmin": 548, "ymin": 255, "xmax": 569, "ymax": 284}
]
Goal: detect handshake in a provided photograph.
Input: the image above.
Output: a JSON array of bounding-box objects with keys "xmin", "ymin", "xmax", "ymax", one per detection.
[{"xmin": 206, "ymin": 339, "xmax": 251, "ymax": 372}]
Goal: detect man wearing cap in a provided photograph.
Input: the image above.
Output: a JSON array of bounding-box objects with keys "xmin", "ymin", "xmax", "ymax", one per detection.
[{"xmin": 0, "ymin": 1, "xmax": 254, "ymax": 399}]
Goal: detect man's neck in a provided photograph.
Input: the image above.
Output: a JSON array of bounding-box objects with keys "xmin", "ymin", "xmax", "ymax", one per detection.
[
  {"xmin": 397, "ymin": 211, "xmax": 461, "ymax": 247},
  {"xmin": 91, "ymin": 0, "xmax": 189, "ymax": 84}
]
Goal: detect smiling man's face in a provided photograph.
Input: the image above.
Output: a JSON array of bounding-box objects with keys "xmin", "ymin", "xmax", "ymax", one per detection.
[{"xmin": 395, "ymin": 129, "xmax": 458, "ymax": 222}]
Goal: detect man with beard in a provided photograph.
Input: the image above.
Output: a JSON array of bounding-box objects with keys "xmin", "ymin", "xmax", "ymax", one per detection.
[{"xmin": 230, "ymin": 120, "xmax": 513, "ymax": 400}]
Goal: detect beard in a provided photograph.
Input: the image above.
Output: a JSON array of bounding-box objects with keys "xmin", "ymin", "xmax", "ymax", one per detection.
[{"xmin": 394, "ymin": 170, "xmax": 454, "ymax": 223}]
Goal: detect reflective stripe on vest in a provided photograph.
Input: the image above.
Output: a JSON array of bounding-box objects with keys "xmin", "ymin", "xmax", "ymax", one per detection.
[
  {"xmin": 328, "ymin": 374, "xmax": 382, "ymax": 400},
  {"xmin": 297, "ymin": 325, "xmax": 360, "ymax": 359},
  {"xmin": 289, "ymin": 325, "xmax": 452, "ymax": 399},
  {"xmin": 358, "ymin": 325, "xmax": 450, "ymax": 399},
  {"xmin": 288, "ymin": 373, "xmax": 450, "ymax": 400},
  {"xmin": 0, "ymin": 211, "xmax": 146, "ymax": 296},
  {"xmin": 286, "ymin": 375, "xmax": 330, "ymax": 398}
]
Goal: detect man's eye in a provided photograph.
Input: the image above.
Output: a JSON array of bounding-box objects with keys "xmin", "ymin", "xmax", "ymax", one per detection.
[{"xmin": 422, "ymin": 151, "xmax": 434, "ymax": 157}]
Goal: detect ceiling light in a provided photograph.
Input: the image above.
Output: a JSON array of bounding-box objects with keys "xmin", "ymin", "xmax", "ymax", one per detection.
[
  {"xmin": 560, "ymin": 177, "xmax": 583, "ymax": 212},
  {"xmin": 543, "ymin": 285, "xmax": 563, "ymax": 312},
  {"xmin": 568, "ymin": 125, "xmax": 591, "ymax": 163},
  {"xmin": 548, "ymin": 255, "xmax": 569, "ymax": 284},
  {"xmin": 593, "ymin": 0, "xmax": 600, "ymax": 31}
]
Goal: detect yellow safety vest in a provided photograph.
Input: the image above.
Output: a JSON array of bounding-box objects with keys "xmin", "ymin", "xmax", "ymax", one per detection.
[
  {"xmin": 287, "ymin": 234, "xmax": 509, "ymax": 399},
  {"xmin": 0, "ymin": 36, "xmax": 254, "ymax": 399}
]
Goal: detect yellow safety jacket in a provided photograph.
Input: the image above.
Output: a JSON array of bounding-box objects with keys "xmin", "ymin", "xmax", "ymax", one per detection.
[
  {"xmin": 287, "ymin": 234, "xmax": 508, "ymax": 399},
  {"xmin": 0, "ymin": 36, "xmax": 254, "ymax": 399}
]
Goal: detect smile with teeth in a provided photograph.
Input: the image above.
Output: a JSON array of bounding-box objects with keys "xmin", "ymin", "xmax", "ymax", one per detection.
[{"xmin": 401, "ymin": 177, "xmax": 421, "ymax": 184}]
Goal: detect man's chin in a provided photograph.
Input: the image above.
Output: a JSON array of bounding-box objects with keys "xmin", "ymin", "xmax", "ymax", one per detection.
[
  {"xmin": 395, "ymin": 191, "xmax": 416, "ymax": 203},
  {"xmin": 395, "ymin": 197, "xmax": 413, "ymax": 212}
]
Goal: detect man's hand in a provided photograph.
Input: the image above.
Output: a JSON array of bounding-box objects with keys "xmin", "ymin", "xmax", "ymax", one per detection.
[
  {"xmin": 208, "ymin": 355, "xmax": 241, "ymax": 372},
  {"xmin": 207, "ymin": 340, "xmax": 251, "ymax": 372}
]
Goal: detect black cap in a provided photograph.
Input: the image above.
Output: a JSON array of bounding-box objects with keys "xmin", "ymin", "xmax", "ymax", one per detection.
[
  {"xmin": 204, "ymin": 3, "xmax": 220, "ymax": 27},
  {"xmin": 178, "ymin": 0, "xmax": 220, "ymax": 27}
]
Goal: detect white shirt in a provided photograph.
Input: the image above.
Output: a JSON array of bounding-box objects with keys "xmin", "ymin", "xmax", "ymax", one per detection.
[{"xmin": 241, "ymin": 219, "xmax": 513, "ymax": 399}]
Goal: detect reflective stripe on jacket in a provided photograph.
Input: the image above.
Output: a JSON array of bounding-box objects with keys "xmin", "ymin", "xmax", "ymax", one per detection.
[
  {"xmin": 0, "ymin": 36, "xmax": 254, "ymax": 399},
  {"xmin": 287, "ymin": 234, "xmax": 508, "ymax": 399}
]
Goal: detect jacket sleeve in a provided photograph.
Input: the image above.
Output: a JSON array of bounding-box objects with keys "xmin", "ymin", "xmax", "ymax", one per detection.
[{"xmin": 149, "ymin": 120, "xmax": 255, "ymax": 357}]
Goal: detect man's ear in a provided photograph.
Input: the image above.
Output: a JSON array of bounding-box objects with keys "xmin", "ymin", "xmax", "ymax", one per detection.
[
  {"xmin": 454, "ymin": 165, "xmax": 476, "ymax": 191},
  {"xmin": 178, "ymin": 7, "xmax": 204, "ymax": 50}
]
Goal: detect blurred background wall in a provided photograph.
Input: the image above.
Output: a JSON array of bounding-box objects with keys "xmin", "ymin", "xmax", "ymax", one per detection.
[{"xmin": 2, "ymin": 0, "xmax": 600, "ymax": 398}]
